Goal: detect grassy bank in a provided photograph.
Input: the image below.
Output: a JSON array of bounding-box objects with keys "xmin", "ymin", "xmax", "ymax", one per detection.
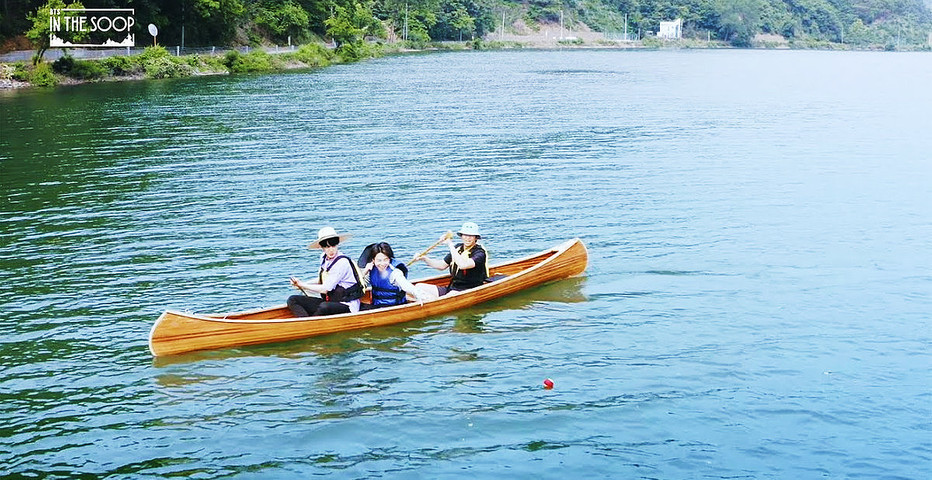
[
  {"xmin": 2, "ymin": 35, "xmax": 927, "ymax": 89},
  {"xmin": 0, "ymin": 41, "xmax": 403, "ymax": 89}
]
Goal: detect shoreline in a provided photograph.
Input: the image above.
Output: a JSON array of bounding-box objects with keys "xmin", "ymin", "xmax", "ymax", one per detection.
[{"xmin": 1, "ymin": 38, "xmax": 927, "ymax": 91}]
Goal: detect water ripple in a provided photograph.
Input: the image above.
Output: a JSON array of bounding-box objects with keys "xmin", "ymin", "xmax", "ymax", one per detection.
[{"xmin": 2, "ymin": 50, "xmax": 931, "ymax": 479}]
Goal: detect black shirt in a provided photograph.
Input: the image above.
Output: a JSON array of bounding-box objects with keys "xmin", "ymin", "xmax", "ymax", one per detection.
[{"xmin": 444, "ymin": 243, "xmax": 488, "ymax": 290}]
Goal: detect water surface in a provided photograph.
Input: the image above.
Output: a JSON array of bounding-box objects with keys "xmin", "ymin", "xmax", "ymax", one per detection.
[{"xmin": 1, "ymin": 49, "xmax": 930, "ymax": 478}]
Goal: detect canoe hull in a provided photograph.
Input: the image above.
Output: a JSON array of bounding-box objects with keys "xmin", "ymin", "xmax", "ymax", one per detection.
[{"xmin": 149, "ymin": 238, "xmax": 587, "ymax": 357}]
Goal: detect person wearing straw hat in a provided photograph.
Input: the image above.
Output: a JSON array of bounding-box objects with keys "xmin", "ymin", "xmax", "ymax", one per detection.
[
  {"xmin": 413, "ymin": 222, "xmax": 488, "ymax": 300},
  {"xmin": 287, "ymin": 226, "xmax": 363, "ymax": 317}
]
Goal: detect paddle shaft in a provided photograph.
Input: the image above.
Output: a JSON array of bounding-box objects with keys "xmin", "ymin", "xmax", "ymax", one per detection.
[
  {"xmin": 408, "ymin": 231, "xmax": 454, "ymax": 265},
  {"xmin": 290, "ymin": 276, "xmax": 313, "ymax": 296}
]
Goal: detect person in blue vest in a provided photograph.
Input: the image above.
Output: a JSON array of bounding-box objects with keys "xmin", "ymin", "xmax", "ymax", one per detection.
[
  {"xmin": 359, "ymin": 242, "xmax": 426, "ymax": 309},
  {"xmin": 287, "ymin": 226, "xmax": 363, "ymax": 317},
  {"xmin": 414, "ymin": 222, "xmax": 488, "ymax": 300}
]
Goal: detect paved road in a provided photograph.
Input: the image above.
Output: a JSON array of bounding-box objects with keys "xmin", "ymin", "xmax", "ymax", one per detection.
[{"xmin": 0, "ymin": 45, "xmax": 300, "ymax": 63}]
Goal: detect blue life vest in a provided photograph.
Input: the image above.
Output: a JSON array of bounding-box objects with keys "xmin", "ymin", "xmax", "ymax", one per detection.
[{"xmin": 369, "ymin": 259, "xmax": 408, "ymax": 306}]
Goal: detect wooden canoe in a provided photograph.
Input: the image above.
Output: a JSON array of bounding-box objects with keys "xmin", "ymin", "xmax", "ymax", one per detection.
[{"xmin": 149, "ymin": 238, "xmax": 588, "ymax": 357}]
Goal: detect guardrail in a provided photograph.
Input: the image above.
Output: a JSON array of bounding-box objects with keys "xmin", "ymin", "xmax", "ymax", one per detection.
[{"xmin": 0, "ymin": 44, "xmax": 309, "ymax": 63}]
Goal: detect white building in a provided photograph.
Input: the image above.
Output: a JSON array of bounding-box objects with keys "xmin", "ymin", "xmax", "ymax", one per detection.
[{"xmin": 658, "ymin": 19, "xmax": 683, "ymax": 39}]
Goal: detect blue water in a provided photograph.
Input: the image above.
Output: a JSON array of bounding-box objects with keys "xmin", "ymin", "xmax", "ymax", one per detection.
[{"xmin": 1, "ymin": 49, "xmax": 930, "ymax": 478}]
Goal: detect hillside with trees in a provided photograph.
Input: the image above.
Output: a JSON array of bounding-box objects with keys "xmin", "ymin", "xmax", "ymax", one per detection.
[{"xmin": 2, "ymin": 0, "xmax": 931, "ymax": 53}]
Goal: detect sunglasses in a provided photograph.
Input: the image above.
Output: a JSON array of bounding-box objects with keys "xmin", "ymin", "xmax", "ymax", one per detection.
[{"xmin": 320, "ymin": 237, "xmax": 340, "ymax": 248}]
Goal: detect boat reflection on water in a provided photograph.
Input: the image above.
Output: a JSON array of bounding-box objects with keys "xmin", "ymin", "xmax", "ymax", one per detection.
[
  {"xmin": 449, "ymin": 276, "xmax": 588, "ymax": 334},
  {"xmin": 152, "ymin": 276, "xmax": 587, "ymax": 369}
]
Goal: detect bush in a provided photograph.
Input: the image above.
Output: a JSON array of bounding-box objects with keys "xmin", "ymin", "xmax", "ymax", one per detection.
[
  {"xmin": 51, "ymin": 55, "xmax": 75, "ymax": 74},
  {"xmin": 223, "ymin": 49, "xmax": 241, "ymax": 67},
  {"xmin": 557, "ymin": 37, "xmax": 584, "ymax": 46},
  {"xmin": 335, "ymin": 42, "xmax": 362, "ymax": 61},
  {"xmin": 101, "ymin": 56, "xmax": 139, "ymax": 76},
  {"xmin": 401, "ymin": 38, "xmax": 430, "ymax": 50},
  {"xmin": 11, "ymin": 62, "xmax": 30, "ymax": 81},
  {"xmin": 286, "ymin": 43, "xmax": 333, "ymax": 67},
  {"xmin": 641, "ymin": 36, "xmax": 663, "ymax": 48},
  {"xmin": 30, "ymin": 63, "xmax": 59, "ymax": 87},
  {"xmin": 74, "ymin": 60, "xmax": 107, "ymax": 80},
  {"xmin": 224, "ymin": 49, "xmax": 284, "ymax": 73},
  {"xmin": 138, "ymin": 45, "xmax": 171, "ymax": 63},
  {"xmin": 183, "ymin": 54, "xmax": 202, "ymax": 68},
  {"xmin": 144, "ymin": 56, "xmax": 193, "ymax": 79},
  {"xmin": 471, "ymin": 40, "xmax": 523, "ymax": 49},
  {"xmin": 52, "ymin": 55, "xmax": 107, "ymax": 80},
  {"xmin": 197, "ymin": 54, "xmax": 228, "ymax": 73},
  {"xmin": 174, "ymin": 53, "xmax": 227, "ymax": 74},
  {"xmin": 428, "ymin": 41, "xmax": 467, "ymax": 51},
  {"xmin": 135, "ymin": 46, "xmax": 193, "ymax": 79},
  {"xmin": 335, "ymin": 41, "xmax": 382, "ymax": 62}
]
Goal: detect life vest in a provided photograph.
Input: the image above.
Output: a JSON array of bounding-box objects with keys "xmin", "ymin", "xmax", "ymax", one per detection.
[
  {"xmin": 318, "ymin": 254, "xmax": 363, "ymax": 302},
  {"xmin": 449, "ymin": 243, "xmax": 489, "ymax": 290},
  {"xmin": 369, "ymin": 259, "xmax": 409, "ymax": 306}
]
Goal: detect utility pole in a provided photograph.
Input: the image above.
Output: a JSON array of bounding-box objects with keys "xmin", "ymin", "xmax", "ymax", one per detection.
[
  {"xmin": 560, "ymin": 10, "xmax": 564, "ymax": 40},
  {"xmin": 501, "ymin": 11, "xmax": 505, "ymax": 41}
]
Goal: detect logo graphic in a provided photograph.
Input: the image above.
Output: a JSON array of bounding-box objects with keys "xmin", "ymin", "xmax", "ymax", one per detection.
[{"xmin": 50, "ymin": 8, "xmax": 135, "ymax": 47}]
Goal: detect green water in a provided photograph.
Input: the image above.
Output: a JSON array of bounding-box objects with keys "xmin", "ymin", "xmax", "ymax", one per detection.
[{"xmin": 1, "ymin": 49, "xmax": 930, "ymax": 478}]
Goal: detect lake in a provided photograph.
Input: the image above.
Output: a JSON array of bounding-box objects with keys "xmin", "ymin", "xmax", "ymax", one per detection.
[{"xmin": 1, "ymin": 48, "xmax": 930, "ymax": 478}]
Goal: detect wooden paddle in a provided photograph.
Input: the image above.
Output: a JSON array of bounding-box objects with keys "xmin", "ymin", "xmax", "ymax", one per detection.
[{"xmin": 408, "ymin": 231, "xmax": 454, "ymax": 265}]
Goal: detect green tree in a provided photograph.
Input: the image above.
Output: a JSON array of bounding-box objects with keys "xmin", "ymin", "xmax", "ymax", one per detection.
[
  {"xmin": 191, "ymin": 0, "xmax": 245, "ymax": 44},
  {"xmin": 325, "ymin": 1, "xmax": 384, "ymax": 46},
  {"xmin": 845, "ymin": 17, "xmax": 875, "ymax": 44},
  {"xmin": 758, "ymin": 0, "xmax": 794, "ymax": 35},
  {"xmin": 1, "ymin": 0, "xmax": 41, "ymax": 44},
  {"xmin": 6, "ymin": 0, "xmax": 932, "ymax": 54},
  {"xmin": 787, "ymin": 0, "xmax": 842, "ymax": 40},
  {"xmin": 255, "ymin": 0, "xmax": 312, "ymax": 44},
  {"xmin": 449, "ymin": 4, "xmax": 475, "ymax": 40},
  {"xmin": 716, "ymin": 0, "xmax": 762, "ymax": 45},
  {"xmin": 26, "ymin": 0, "xmax": 85, "ymax": 65},
  {"xmin": 404, "ymin": 0, "xmax": 441, "ymax": 43}
]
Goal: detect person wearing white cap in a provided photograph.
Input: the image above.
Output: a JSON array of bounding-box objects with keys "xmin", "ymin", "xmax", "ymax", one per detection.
[
  {"xmin": 287, "ymin": 226, "xmax": 363, "ymax": 316},
  {"xmin": 414, "ymin": 222, "xmax": 489, "ymax": 299}
]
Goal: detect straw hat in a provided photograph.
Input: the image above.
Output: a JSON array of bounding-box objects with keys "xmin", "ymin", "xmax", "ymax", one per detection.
[
  {"xmin": 308, "ymin": 226, "xmax": 352, "ymax": 249},
  {"xmin": 457, "ymin": 222, "xmax": 481, "ymax": 238}
]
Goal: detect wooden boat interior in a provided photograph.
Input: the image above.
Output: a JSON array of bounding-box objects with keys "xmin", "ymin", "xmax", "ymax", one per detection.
[{"xmin": 205, "ymin": 248, "xmax": 560, "ymax": 322}]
